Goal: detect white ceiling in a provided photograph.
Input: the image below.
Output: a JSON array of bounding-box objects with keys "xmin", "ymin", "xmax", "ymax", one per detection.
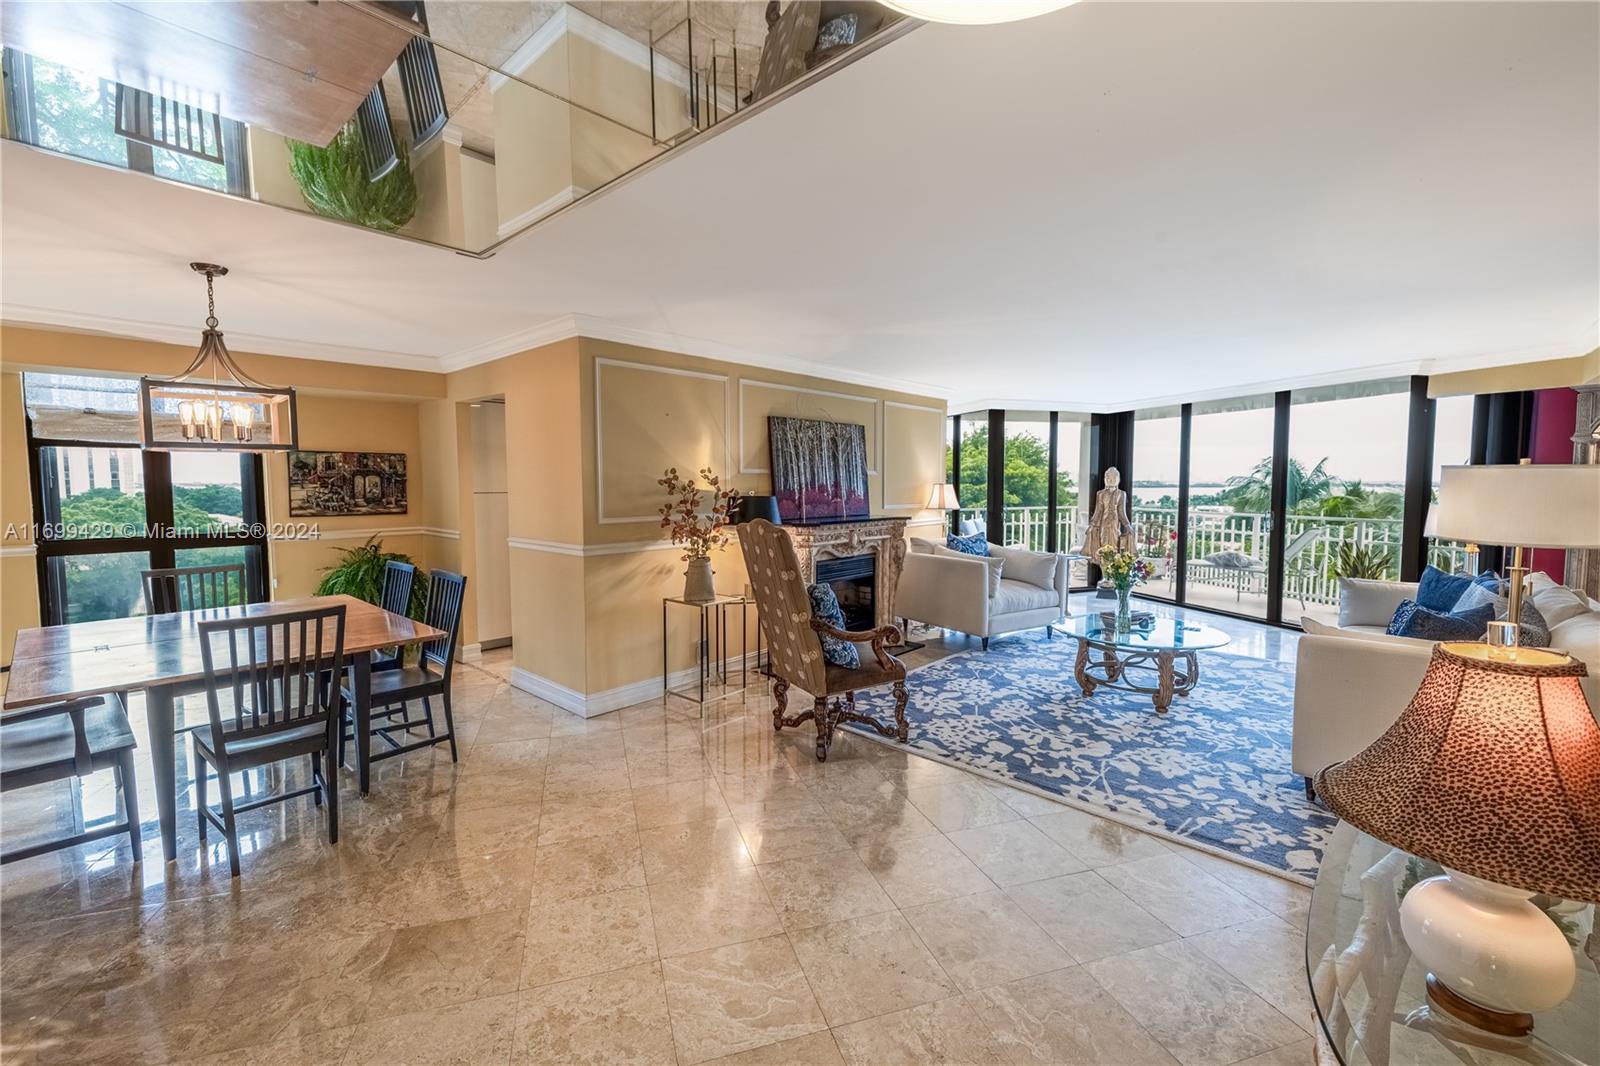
[{"xmin": 2, "ymin": 1, "xmax": 1596, "ymax": 410}]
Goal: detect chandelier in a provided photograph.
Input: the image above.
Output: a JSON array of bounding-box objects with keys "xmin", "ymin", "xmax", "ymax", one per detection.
[
  {"xmin": 879, "ymin": 1, "xmax": 1076, "ymax": 25},
  {"xmin": 139, "ymin": 264, "xmax": 298, "ymax": 451}
]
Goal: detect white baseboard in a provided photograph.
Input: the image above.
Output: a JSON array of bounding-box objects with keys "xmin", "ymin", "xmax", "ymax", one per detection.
[
  {"xmin": 458, "ymin": 643, "xmax": 483, "ymax": 663},
  {"xmin": 509, "ymin": 652, "xmax": 765, "ymax": 719}
]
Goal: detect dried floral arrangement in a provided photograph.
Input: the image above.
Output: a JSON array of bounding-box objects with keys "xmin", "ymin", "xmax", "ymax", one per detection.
[{"xmin": 658, "ymin": 467, "xmax": 740, "ymax": 561}]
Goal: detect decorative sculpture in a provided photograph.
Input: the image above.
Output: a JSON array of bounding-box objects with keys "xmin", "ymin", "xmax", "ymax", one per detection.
[{"xmin": 1080, "ymin": 466, "xmax": 1136, "ymax": 560}]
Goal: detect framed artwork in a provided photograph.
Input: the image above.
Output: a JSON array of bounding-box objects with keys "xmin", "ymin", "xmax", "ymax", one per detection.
[{"xmin": 288, "ymin": 450, "xmax": 408, "ymax": 516}]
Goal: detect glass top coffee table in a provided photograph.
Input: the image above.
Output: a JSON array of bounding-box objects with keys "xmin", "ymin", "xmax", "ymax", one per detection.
[
  {"xmin": 1058, "ymin": 612, "xmax": 1231, "ymax": 712},
  {"xmin": 1309, "ymin": 822, "xmax": 1596, "ymax": 1066}
]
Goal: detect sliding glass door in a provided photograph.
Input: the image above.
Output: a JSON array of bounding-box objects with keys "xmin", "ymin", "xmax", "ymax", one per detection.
[
  {"xmin": 1184, "ymin": 395, "xmax": 1278, "ymax": 620},
  {"xmin": 1130, "ymin": 407, "xmax": 1182, "ymax": 601}
]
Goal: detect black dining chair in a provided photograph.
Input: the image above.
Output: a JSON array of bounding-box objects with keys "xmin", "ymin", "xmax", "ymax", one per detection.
[
  {"xmin": 193, "ymin": 605, "xmax": 347, "ymax": 876},
  {"xmin": 1, "ymin": 695, "xmax": 142, "ymax": 865},
  {"xmin": 341, "ymin": 570, "xmax": 466, "ymax": 769},
  {"xmin": 372, "ymin": 560, "xmax": 418, "ymax": 674},
  {"xmin": 142, "ymin": 563, "xmax": 247, "ymax": 614}
]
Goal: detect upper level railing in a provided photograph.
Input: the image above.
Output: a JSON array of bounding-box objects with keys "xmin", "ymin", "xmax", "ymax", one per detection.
[{"xmin": 0, "ymin": 2, "xmax": 912, "ymax": 256}]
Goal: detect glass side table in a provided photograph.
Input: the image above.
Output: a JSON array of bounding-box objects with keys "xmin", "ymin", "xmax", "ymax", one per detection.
[
  {"xmin": 662, "ymin": 594, "xmax": 751, "ymax": 706},
  {"xmin": 1307, "ymin": 821, "xmax": 1597, "ymax": 1066}
]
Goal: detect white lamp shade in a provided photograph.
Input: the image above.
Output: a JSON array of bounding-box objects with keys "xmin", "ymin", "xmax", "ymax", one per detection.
[
  {"xmin": 1434, "ymin": 464, "xmax": 1600, "ymax": 548},
  {"xmin": 926, "ymin": 482, "xmax": 962, "ymax": 510},
  {"xmin": 880, "ymin": 1, "xmax": 1076, "ymax": 25}
]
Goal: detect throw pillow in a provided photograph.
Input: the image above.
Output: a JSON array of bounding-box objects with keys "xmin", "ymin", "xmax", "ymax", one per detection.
[
  {"xmin": 1549, "ymin": 613, "xmax": 1599, "ymax": 672},
  {"xmin": 1387, "ymin": 598, "xmax": 1495, "ymax": 641},
  {"xmin": 807, "ymin": 583, "xmax": 859, "ymax": 669},
  {"xmin": 934, "ymin": 545, "xmax": 1005, "ymax": 595},
  {"xmin": 946, "ymin": 532, "xmax": 989, "ymax": 556},
  {"xmin": 1511, "ymin": 597, "xmax": 1553, "ymax": 648},
  {"xmin": 1416, "ymin": 565, "xmax": 1473, "ymax": 613},
  {"xmin": 989, "ymin": 544, "xmax": 1058, "ymax": 589},
  {"xmin": 1204, "ymin": 550, "xmax": 1255, "ymax": 569},
  {"xmin": 1530, "ymin": 582, "xmax": 1591, "ymax": 627}
]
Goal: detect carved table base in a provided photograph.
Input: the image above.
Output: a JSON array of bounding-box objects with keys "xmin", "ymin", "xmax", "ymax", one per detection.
[{"xmin": 1071, "ymin": 638, "xmax": 1200, "ymax": 713}]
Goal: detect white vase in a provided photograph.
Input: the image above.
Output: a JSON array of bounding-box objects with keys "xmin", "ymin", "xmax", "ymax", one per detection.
[{"xmin": 683, "ymin": 557, "xmax": 715, "ymax": 602}]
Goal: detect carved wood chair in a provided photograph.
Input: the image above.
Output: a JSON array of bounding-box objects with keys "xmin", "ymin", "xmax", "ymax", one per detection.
[{"xmin": 738, "ymin": 519, "xmax": 909, "ymax": 761}]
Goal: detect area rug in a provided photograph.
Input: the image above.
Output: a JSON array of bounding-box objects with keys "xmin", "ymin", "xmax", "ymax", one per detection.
[{"xmin": 846, "ymin": 632, "xmax": 1336, "ymax": 884}]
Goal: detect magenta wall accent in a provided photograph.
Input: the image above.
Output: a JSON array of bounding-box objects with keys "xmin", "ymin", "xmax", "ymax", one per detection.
[{"xmin": 1527, "ymin": 387, "xmax": 1578, "ymax": 579}]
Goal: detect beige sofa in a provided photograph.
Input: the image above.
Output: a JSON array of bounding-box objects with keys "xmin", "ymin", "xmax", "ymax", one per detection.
[
  {"xmin": 895, "ymin": 539, "xmax": 1070, "ymax": 649},
  {"xmin": 1292, "ymin": 572, "xmax": 1600, "ymax": 795}
]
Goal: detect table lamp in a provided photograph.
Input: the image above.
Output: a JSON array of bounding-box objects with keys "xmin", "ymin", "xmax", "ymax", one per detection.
[
  {"xmin": 927, "ymin": 482, "xmax": 960, "ymax": 535},
  {"xmin": 1314, "ymin": 643, "xmax": 1600, "ymax": 1036},
  {"xmin": 730, "ymin": 495, "xmax": 781, "ymax": 526},
  {"xmin": 1433, "ymin": 463, "xmax": 1600, "ymax": 644}
]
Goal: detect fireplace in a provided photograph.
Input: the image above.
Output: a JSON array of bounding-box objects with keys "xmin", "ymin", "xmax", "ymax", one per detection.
[{"xmin": 815, "ymin": 553, "xmax": 876, "ymax": 631}]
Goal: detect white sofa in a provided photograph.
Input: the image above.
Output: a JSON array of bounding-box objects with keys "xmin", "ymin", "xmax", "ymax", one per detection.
[
  {"xmin": 896, "ymin": 539, "xmax": 1070, "ymax": 648},
  {"xmin": 1292, "ymin": 572, "xmax": 1600, "ymax": 794}
]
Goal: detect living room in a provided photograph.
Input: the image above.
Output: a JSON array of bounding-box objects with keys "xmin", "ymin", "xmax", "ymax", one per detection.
[{"xmin": 1, "ymin": 2, "xmax": 1597, "ymax": 1065}]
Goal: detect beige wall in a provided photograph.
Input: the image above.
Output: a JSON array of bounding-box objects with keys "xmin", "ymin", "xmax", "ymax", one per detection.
[
  {"xmin": 1, "ymin": 372, "xmax": 41, "ymax": 676},
  {"xmin": 1429, "ymin": 348, "xmax": 1600, "ymax": 396}
]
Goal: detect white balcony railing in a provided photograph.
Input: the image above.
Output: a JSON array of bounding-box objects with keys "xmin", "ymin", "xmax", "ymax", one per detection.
[{"xmin": 955, "ymin": 505, "xmax": 1474, "ymax": 609}]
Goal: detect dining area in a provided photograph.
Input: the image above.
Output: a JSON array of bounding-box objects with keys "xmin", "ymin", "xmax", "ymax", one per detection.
[{"xmin": 1, "ymin": 561, "xmax": 467, "ymax": 878}]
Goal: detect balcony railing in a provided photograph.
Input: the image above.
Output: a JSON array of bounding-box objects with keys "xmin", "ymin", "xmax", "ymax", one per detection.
[{"xmin": 957, "ymin": 505, "xmax": 1474, "ymax": 611}]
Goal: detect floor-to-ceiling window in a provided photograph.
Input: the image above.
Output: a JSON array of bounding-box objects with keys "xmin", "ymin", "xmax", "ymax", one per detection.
[
  {"xmin": 1428, "ymin": 393, "xmax": 1477, "ymax": 573},
  {"xmin": 956, "ymin": 413, "xmax": 989, "ymax": 536},
  {"xmin": 1279, "ymin": 380, "xmax": 1411, "ymax": 624},
  {"xmin": 1184, "ymin": 395, "xmax": 1277, "ymax": 619},
  {"xmin": 1130, "ymin": 406, "xmax": 1182, "ymax": 600},
  {"xmin": 1001, "ymin": 412, "xmax": 1051, "ymax": 550},
  {"xmin": 1057, "ymin": 413, "xmax": 1092, "ymax": 584}
]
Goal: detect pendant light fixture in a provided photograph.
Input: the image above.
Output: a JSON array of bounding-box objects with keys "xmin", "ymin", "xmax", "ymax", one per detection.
[
  {"xmin": 139, "ymin": 263, "xmax": 298, "ymax": 451},
  {"xmin": 879, "ymin": 1, "xmax": 1076, "ymax": 25}
]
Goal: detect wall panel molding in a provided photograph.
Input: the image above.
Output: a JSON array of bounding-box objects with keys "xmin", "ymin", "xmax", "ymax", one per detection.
[
  {"xmin": 738, "ymin": 378, "xmax": 881, "ymax": 475},
  {"xmin": 594, "ymin": 357, "xmax": 731, "ymax": 525}
]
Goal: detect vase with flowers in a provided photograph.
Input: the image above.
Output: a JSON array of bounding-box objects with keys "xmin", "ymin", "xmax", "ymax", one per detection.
[
  {"xmin": 1097, "ymin": 545, "xmax": 1156, "ymax": 631},
  {"xmin": 658, "ymin": 467, "xmax": 739, "ymax": 602}
]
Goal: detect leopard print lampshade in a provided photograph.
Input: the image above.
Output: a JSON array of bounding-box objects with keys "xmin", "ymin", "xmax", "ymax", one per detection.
[{"xmin": 1314, "ymin": 642, "xmax": 1600, "ymax": 903}]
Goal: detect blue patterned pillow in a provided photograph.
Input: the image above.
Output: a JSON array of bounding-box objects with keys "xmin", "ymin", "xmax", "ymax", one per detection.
[
  {"xmin": 1416, "ymin": 565, "xmax": 1473, "ymax": 612},
  {"xmin": 807, "ymin": 583, "xmax": 859, "ymax": 668},
  {"xmin": 946, "ymin": 532, "xmax": 989, "ymax": 556},
  {"xmin": 1386, "ymin": 598, "xmax": 1495, "ymax": 641}
]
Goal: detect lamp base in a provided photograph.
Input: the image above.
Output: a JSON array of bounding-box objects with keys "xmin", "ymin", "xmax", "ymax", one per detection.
[{"xmin": 1425, "ymin": 974, "xmax": 1534, "ymax": 1038}]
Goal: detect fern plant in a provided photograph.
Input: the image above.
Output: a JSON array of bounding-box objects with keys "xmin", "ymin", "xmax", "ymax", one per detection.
[
  {"xmin": 315, "ymin": 536, "xmax": 427, "ymax": 619},
  {"xmin": 1330, "ymin": 542, "xmax": 1394, "ymax": 581},
  {"xmin": 288, "ymin": 121, "xmax": 418, "ymax": 231}
]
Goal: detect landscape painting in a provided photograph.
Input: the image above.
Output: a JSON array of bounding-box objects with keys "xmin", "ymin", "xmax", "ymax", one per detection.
[
  {"xmin": 288, "ymin": 451, "xmax": 408, "ymax": 516},
  {"xmin": 769, "ymin": 416, "xmax": 870, "ymax": 523}
]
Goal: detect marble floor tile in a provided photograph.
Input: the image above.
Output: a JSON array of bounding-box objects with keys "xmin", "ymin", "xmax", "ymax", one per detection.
[
  {"xmin": 815, "ymin": 789, "xmax": 943, "ymax": 848},
  {"xmin": 638, "ymin": 817, "xmax": 754, "ymax": 884},
  {"xmin": 1003, "ymin": 871, "xmax": 1180, "ymax": 963},
  {"xmin": 513, "ymin": 960, "xmax": 677, "ymax": 1064},
  {"xmin": 1095, "ymin": 853, "xmax": 1269, "ymax": 937},
  {"xmin": 461, "ymin": 737, "xmax": 552, "ymax": 775},
  {"xmin": 735, "ymin": 801, "xmax": 853, "ymax": 864},
  {"xmin": 342, "ymin": 993, "xmax": 519, "ymax": 1065},
  {"xmin": 1027, "ymin": 807, "xmax": 1171, "ymax": 868},
  {"xmin": 648, "ymin": 864, "xmax": 783, "ymax": 957},
  {"xmin": 633, "ymin": 777, "xmax": 733, "ymax": 829},
  {"xmin": 945, "ymin": 819, "xmax": 1088, "ymax": 886},
  {"xmin": 1084, "ymin": 939, "xmax": 1305, "ymax": 1066},
  {"xmin": 535, "ymin": 787, "xmax": 638, "ymax": 846},
  {"xmin": 172, "ymin": 1025, "xmax": 357, "ymax": 1066},
  {"xmin": 441, "ymin": 767, "xmax": 546, "ymax": 813},
  {"xmin": 430, "ymin": 803, "xmax": 545, "ymax": 858},
  {"xmin": 527, "ymin": 828, "xmax": 646, "ymax": 907},
  {"xmin": 1165, "ymin": 845, "xmax": 1314, "ymax": 930},
  {"xmin": 971, "ymin": 965, "xmax": 1179, "ymax": 1066},
  {"xmin": 521, "ymin": 885, "xmax": 658, "ymax": 987},
  {"xmin": 901, "ymin": 891, "xmax": 1073, "ymax": 993},
  {"xmin": 703, "ymin": 1029, "xmax": 846, "ymax": 1065},
  {"xmin": 755, "ymin": 849, "xmax": 896, "ymax": 931},
  {"xmin": 984, "ymin": 783, "xmax": 1073, "ymax": 818},
  {"xmin": 1185, "ymin": 915, "xmax": 1317, "ymax": 1034},
  {"xmin": 627, "ymin": 746, "xmax": 715, "ymax": 789},
  {"xmin": 366, "ymin": 909, "xmax": 525, "ymax": 1018},
  {"xmin": 871, "ymin": 752, "xmax": 983, "ymax": 793},
  {"xmin": 662, "ymin": 934, "xmax": 828, "ymax": 1064},
  {"xmin": 386, "ymin": 847, "xmax": 537, "ymax": 924},
  {"xmin": 788, "ymin": 911, "xmax": 959, "ymax": 1028},
  {"xmin": 1234, "ymin": 1038, "xmax": 1316, "ymax": 1066},
  {"xmin": 904, "ymin": 779, "xmax": 1022, "ymax": 833},
  {"xmin": 831, "ymin": 997, "xmax": 1010, "ymax": 1065},
  {"xmin": 855, "ymin": 833, "xmax": 997, "ymax": 909}
]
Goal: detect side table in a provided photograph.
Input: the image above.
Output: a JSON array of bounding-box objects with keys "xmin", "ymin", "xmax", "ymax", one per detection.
[{"xmin": 662, "ymin": 594, "xmax": 751, "ymax": 706}]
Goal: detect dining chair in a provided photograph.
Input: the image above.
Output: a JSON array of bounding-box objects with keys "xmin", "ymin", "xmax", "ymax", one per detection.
[
  {"xmin": 193, "ymin": 604, "xmax": 347, "ymax": 876},
  {"xmin": 372, "ymin": 560, "xmax": 418, "ymax": 674},
  {"xmin": 1, "ymin": 695, "xmax": 142, "ymax": 865},
  {"xmin": 341, "ymin": 569, "xmax": 466, "ymax": 769},
  {"xmin": 142, "ymin": 563, "xmax": 247, "ymax": 614}
]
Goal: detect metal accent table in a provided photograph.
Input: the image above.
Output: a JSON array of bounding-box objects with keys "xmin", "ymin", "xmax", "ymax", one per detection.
[
  {"xmin": 662, "ymin": 594, "xmax": 751, "ymax": 706},
  {"xmin": 1308, "ymin": 822, "xmax": 1596, "ymax": 1066},
  {"xmin": 1059, "ymin": 613, "xmax": 1230, "ymax": 713}
]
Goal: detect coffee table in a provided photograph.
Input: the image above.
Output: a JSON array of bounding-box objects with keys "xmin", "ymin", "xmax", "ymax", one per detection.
[{"xmin": 1059, "ymin": 613, "xmax": 1230, "ymax": 712}]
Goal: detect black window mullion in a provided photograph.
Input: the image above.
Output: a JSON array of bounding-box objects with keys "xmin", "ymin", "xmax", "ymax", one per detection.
[
  {"xmin": 1400, "ymin": 376, "xmax": 1435, "ymax": 582},
  {"xmin": 1174, "ymin": 403, "xmax": 1193, "ymax": 604},
  {"xmin": 1045, "ymin": 412, "xmax": 1060, "ymax": 554},
  {"xmin": 986, "ymin": 410, "xmax": 1005, "ymax": 545},
  {"xmin": 949, "ymin": 414, "xmax": 961, "ymax": 538},
  {"xmin": 1264, "ymin": 392, "xmax": 1292, "ymax": 624},
  {"xmin": 143, "ymin": 448, "xmax": 176, "ymax": 570}
]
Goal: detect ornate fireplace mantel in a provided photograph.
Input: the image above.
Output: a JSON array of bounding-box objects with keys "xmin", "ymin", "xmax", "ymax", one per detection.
[{"xmin": 769, "ymin": 517, "xmax": 909, "ymax": 631}]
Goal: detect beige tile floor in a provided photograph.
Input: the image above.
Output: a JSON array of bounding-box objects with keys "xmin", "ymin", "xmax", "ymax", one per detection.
[{"xmin": 1, "ymin": 609, "xmax": 1315, "ymax": 1066}]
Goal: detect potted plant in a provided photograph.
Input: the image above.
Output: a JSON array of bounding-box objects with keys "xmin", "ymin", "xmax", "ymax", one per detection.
[
  {"xmin": 315, "ymin": 535, "xmax": 427, "ymax": 618},
  {"xmin": 288, "ymin": 121, "xmax": 418, "ymax": 232},
  {"xmin": 1096, "ymin": 545, "xmax": 1156, "ymax": 631},
  {"xmin": 658, "ymin": 467, "xmax": 739, "ymax": 602}
]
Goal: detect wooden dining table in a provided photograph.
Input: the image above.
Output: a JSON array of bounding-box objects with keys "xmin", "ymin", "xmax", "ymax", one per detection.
[{"xmin": 3, "ymin": 595, "xmax": 446, "ymax": 863}]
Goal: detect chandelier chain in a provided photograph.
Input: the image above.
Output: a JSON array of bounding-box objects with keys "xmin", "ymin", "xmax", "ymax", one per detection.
[{"xmin": 205, "ymin": 269, "xmax": 218, "ymax": 330}]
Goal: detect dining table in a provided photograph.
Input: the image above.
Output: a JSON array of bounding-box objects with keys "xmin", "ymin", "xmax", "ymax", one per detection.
[{"xmin": 2, "ymin": 594, "xmax": 446, "ymax": 863}]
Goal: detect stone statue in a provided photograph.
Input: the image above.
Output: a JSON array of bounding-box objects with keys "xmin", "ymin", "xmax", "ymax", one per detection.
[{"xmin": 1080, "ymin": 466, "xmax": 1136, "ymax": 559}]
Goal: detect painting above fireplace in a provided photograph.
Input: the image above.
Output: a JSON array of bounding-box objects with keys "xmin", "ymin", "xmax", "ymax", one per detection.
[{"xmin": 768, "ymin": 415, "xmax": 870, "ymax": 524}]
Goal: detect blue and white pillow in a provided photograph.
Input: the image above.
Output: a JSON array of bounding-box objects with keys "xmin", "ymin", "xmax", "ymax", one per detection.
[
  {"xmin": 807, "ymin": 583, "xmax": 859, "ymax": 668},
  {"xmin": 1416, "ymin": 565, "xmax": 1474, "ymax": 613},
  {"xmin": 946, "ymin": 532, "xmax": 989, "ymax": 556},
  {"xmin": 1386, "ymin": 598, "xmax": 1495, "ymax": 641}
]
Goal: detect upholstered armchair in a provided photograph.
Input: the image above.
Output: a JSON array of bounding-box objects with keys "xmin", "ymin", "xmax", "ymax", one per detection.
[{"xmin": 738, "ymin": 519, "xmax": 909, "ymax": 761}]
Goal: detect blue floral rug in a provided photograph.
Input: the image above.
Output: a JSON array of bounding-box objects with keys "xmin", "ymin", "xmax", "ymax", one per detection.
[{"xmin": 848, "ymin": 632, "xmax": 1335, "ymax": 883}]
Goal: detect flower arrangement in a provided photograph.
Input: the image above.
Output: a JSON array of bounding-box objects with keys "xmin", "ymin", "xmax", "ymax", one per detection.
[
  {"xmin": 1097, "ymin": 545, "xmax": 1156, "ymax": 590},
  {"xmin": 658, "ymin": 467, "xmax": 739, "ymax": 561}
]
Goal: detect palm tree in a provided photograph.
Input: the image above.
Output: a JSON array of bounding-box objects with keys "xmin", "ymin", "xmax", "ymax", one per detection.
[{"xmin": 1221, "ymin": 456, "xmax": 1335, "ymax": 513}]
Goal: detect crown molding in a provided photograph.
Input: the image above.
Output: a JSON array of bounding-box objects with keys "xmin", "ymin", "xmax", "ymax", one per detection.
[
  {"xmin": 0, "ymin": 304, "xmax": 441, "ymax": 373},
  {"xmin": 437, "ymin": 314, "xmax": 583, "ymax": 372}
]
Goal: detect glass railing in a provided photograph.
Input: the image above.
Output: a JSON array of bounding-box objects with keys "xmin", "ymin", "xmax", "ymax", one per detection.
[{"xmin": 0, "ymin": 2, "xmax": 910, "ymax": 256}]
